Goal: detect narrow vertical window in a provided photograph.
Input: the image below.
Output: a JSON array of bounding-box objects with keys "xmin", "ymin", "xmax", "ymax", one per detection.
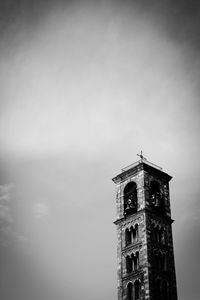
[
  {"xmin": 134, "ymin": 280, "xmax": 141, "ymax": 300},
  {"xmin": 126, "ymin": 256, "xmax": 132, "ymax": 274},
  {"xmin": 131, "ymin": 254, "xmax": 135, "ymax": 271},
  {"xmin": 162, "ymin": 281, "xmax": 169, "ymax": 300},
  {"xmin": 132, "ymin": 224, "xmax": 139, "ymax": 243},
  {"xmin": 155, "ymin": 226, "xmax": 159, "ymax": 243},
  {"xmin": 161, "ymin": 253, "xmax": 166, "ymax": 271},
  {"xmin": 150, "ymin": 181, "xmax": 161, "ymax": 207},
  {"xmin": 127, "ymin": 282, "xmax": 133, "ymax": 300},
  {"xmin": 135, "ymin": 224, "xmax": 139, "ymax": 241},
  {"xmin": 161, "ymin": 228, "xmax": 165, "ymax": 244},
  {"xmin": 152, "ymin": 224, "xmax": 156, "ymax": 242},
  {"xmin": 155, "ymin": 279, "xmax": 161, "ymax": 300},
  {"xmin": 155, "ymin": 252, "xmax": 159, "ymax": 269},
  {"xmin": 125, "ymin": 228, "xmax": 132, "ymax": 246},
  {"xmin": 158, "ymin": 228, "xmax": 162, "ymax": 243},
  {"xmin": 135, "ymin": 252, "xmax": 139, "ymax": 270}
]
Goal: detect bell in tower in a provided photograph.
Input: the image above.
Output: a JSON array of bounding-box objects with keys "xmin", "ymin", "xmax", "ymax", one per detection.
[
  {"xmin": 112, "ymin": 154, "xmax": 178, "ymax": 300},
  {"xmin": 124, "ymin": 182, "xmax": 138, "ymax": 216}
]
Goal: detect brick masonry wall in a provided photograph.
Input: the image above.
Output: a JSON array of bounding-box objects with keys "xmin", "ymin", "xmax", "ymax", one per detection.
[
  {"xmin": 113, "ymin": 162, "xmax": 178, "ymax": 300},
  {"xmin": 115, "ymin": 170, "xmax": 149, "ymax": 300},
  {"xmin": 116, "ymin": 212, "xmax": 148, "ymax": 300},
  {"xmin": 146, "ymin": 213, "xmax": 178, "ymax": 300}
]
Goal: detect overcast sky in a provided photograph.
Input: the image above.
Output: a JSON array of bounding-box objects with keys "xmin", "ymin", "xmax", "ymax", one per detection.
[{"xmin": 0, "ymin": 0, "xmax": 200, "ymax": 299}]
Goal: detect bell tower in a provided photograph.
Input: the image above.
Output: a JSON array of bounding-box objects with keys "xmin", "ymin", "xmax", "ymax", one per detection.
[{"xmin": 112, "ymin": 155, "xmax": 178, "ymax": 300}]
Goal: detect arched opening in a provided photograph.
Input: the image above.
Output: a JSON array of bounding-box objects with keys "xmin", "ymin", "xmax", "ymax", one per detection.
[
  {"xmin": 161, "ymin": 253, "xmax": 166, "ymax": 271},
  {"xmin": 132, "ymin": 224, "xmax": 139, "ymax": 243},
  {"xmin": 126, "ymin": 256, "xmax": 132, "ymax": 274},
  {"xmin": 158, "ymin": 228, "xmax": 162, "ymax": 243},
  {"xmin": 155, "ymin": 278, "xmax": 161, "ymax": 300},
  {"xmin": 134, "ymin": 252, "xmax": 139, "ymax": 270},
  {"xmin": 127, "ymin": 282, "xmax": 133, "ymax": 300},
  {"xmin": 159, "ymin": 227, "xmax": 165, "ymax": 244},
  {"xmin": 155, "ymin": 225, "xmax": 160, "ymax": 243},
  {"xmin": 125, "ymin": 228, "xmax": 132, "ymax": 246},
  {"xmin": 162, "ymin": 280, "xmax": 169, "ymax": 300},
  {"xmin": 150, "ymin": 181, "xmax": 161, "ymax": 207},
  {"xmin": 155, "ymin": 252, "xmax": 159, "ymax": 269},
  {"xmin": 131, "ymin": 254, "xmax": 134, "ymax": 271},
  {"xmin": 134, "ymin": 280, "xmax": 141, "ymax": 300},
  {"xmin": 151, "ymin": 224, "xmax": 156, "ymax": 242},
  {"xmin": 154, "ymin": 251, "xmax": 164, "ymax": 270},
  {"xmin": 124, "ymin": 182, "xmax": 138, "ymax": 216}
]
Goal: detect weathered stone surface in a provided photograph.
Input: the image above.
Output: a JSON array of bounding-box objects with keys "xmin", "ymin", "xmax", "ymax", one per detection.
[{"xmin": 113, "ymin": 161, "xmax": 178, "ymax": 300}]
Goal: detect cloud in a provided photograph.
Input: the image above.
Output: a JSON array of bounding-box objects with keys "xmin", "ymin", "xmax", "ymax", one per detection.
[
  {"xmin": 0, "ymin": 184, "xmax": 28, "ymax": 250},
  {"xmin": 0, "ymin": 184, "xmax": 14, "ymax": 247},
  {"xmin": 0, "ymin": 4, "xmax": 198, "ymax": 162},
  {"xmin": 33, "ymin": 202, "xmax": 49, "ymax": 219},
  {"xmin": 0, "ymin": 1, "xmax": 200, "ymax": 300}
]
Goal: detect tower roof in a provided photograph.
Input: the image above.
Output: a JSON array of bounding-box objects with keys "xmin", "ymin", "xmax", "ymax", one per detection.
[{"xmin": 112, "ymin": 159, "xmax": 172, "ymax": 184}]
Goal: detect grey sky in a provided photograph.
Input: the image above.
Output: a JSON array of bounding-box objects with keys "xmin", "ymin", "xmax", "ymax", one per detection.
[{"xmin": 0, "ymin": 1, "xmax": 200, "ymax": 299}]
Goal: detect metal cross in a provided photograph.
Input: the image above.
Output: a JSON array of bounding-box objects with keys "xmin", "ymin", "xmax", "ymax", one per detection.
[{"xmin": 137, "ymin": 150, "xmax": 147, "ymax": 161}]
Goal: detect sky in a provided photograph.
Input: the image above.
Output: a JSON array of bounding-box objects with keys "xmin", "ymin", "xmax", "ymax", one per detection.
[{"xmin": 0, "ymin": 0, "xmax": 200, "ymax": 299}]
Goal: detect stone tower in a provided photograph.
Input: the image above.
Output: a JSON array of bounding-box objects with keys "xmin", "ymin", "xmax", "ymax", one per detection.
[{"xmin": 112, "ymin": 157, "xmax": 178, "ymax": 300}]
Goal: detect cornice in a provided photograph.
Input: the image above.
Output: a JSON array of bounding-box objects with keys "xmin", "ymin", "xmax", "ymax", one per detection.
[
  {"xmin": 114, "ymin": 208, "xmax": 174, "ymax": 226},
  {"xmin": 122, "ymin": 269, "xmax": 144, "ymax": 281},
  {"xmin": 112, "ymin": 162, "xmax": 172, "ymax": 184},
  {"xmin": 122, "ymin": 241, "xmax": 142, "ymax": 256}
]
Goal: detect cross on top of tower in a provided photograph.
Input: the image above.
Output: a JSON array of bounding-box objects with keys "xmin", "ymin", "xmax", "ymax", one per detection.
[
  {"xmin": 137, "ymin": 150, "xmax": 147, "ymax": 161},
  {"xmin": 120, "ymin": 152, "xmax": 162, "ymax": 172}
]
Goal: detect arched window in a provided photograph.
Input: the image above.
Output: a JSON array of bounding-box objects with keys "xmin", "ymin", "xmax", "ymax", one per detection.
[
  {"xmin": 125, "ymin": 228, "xmax": 132, "ymax": 246},
  {"xmin": 126, "ymin": 256, "xmax": 132, "ymax": 274},
  {"xmin": 130, "ymin": 252, "xmax": 139, "ymax": 272},
  {"xmin": 151, "ymin": 224, "xmax": 156, "ymax": 242},
  {"xmin": 155, "ymin": 252, "xmax": 159, "ymax": 269},
  {"xmin": 155, "ymin": 278, "xmax": 161, "ymax": 300},
  {"xmin": 162, "ymin": 280, "xmax": 169, "ymax": 300},
  {"xmin": 127, "ymin": 282, "xmax": 133, "ymax": 300},
  {"xmin": 158, "ymin": 228, "xmax": 162, "ymax": 243},
  {"xmin": 132, "ymin": 224, "xmax": 139, "ymax": 243},
  {"xmin": 124, "ymin": 182, "xmax": 138, "ymax": 216},
  {"xmin": 125, "ymin": 225, "xmax": 139, "ymax": 247},
  {"xmin": 131, "ymin": 254, "xmax": 134, "ymax": 271},
  {"xmin": 155, "ymin": 225, "xmax": 160, "ymax": 243},
  {"xmin": 150, "ymin": 181, "xmax": 161, "ymax": 207},
  {"xmin": 154, "ymin": 252, "xmax": 166, "ymax": 271},
  {"xmin": 159, "ymin": 227, "xmax": 166, "ymax": 244},
  {"xmin": 134, "ymin": 280, "xmax": 141, "ymax": 300},
  {"xmin": 134, "ymin": 252, "xmax": 139, "ymax": 270},
  {"xmin": 161, "ymin": 253, "xmax": 166, "ymax": 271}
]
